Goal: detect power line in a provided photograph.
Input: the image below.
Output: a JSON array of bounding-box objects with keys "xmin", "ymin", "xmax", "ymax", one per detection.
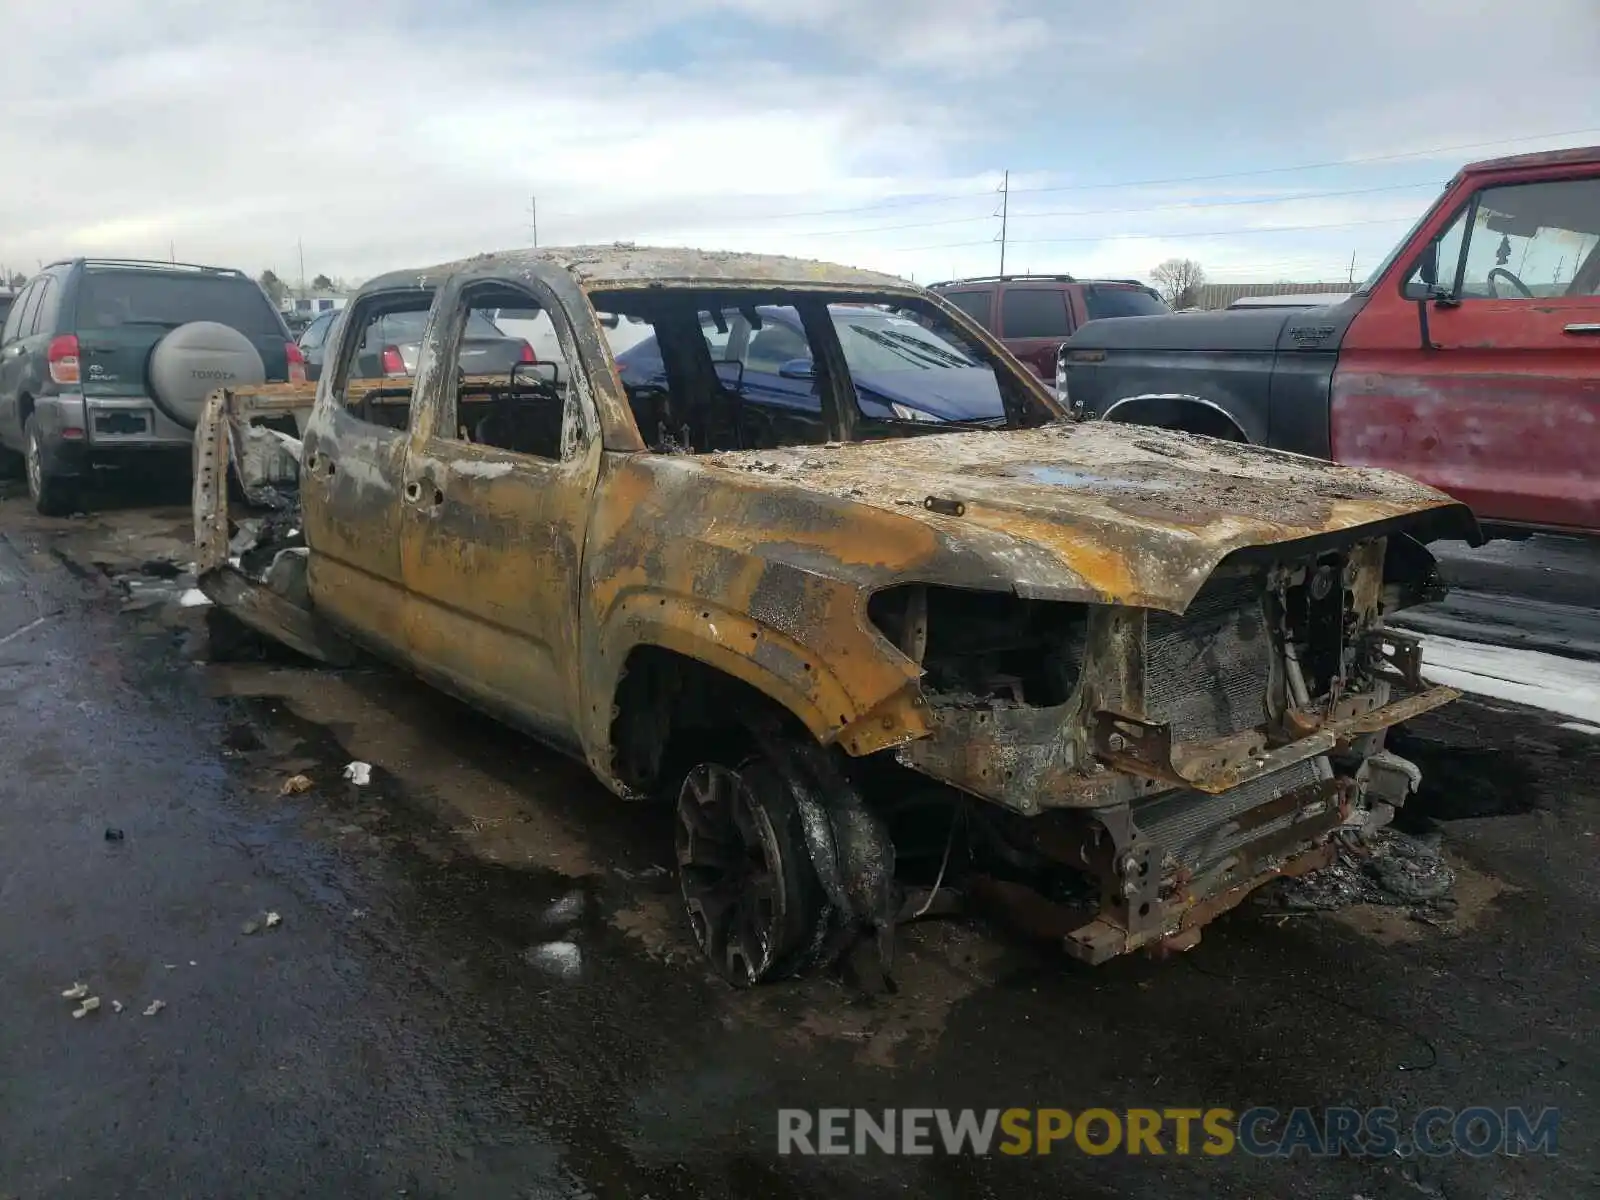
[
  {"xmin": 773, "ymin": 179, "xmax": 1441, "ymax": 239},
  {"xmin": 1002, "ymin": 126, "xmax": 1600, "ymax": 197},
  {"xmin": 890, "ymin": 214, "xmax": 1415, "ymax": 254},
  {"xmin": 726, "ymin": 125, "xmax": 1600, "ymax": 222}
]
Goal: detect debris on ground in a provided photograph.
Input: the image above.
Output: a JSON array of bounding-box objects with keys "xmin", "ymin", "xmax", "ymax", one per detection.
[
  {"xmin": 104, "ymin": 827, "xmax": 125, "ymax": 842},
  {"xmin": 111, "ymin": 1000, "xmax": 124, "ymax": 1013},
  {"xmin": 243, "ymin": 910, "xmax": 283, "ymax": 935},
  {"xmin": 280, "ymin": 773, "xmax": 313, "ymax": 795},
  {"xmin": 342, "ymin": 761, "xmax": 372, "ymax": 786},
  {"xmin": 1275, "ymin": 828, "xmax": 1456, "ymax": 913},
  {"xmin": 542, "ymin": 891, "xmax": 586, "ymax": 927},
  {"xmin": 179, "ymin": 588, "xmax": 212, "ymax": 608},
  {"xmin": 523, "ymin": 941, "xmax": 582, "ymax": 980},
  {"xmin": 143, "ymin": 1000, "xmax": 166, "ymax": 1017},
  {"xmin": 71, "ymin": 996, "xmax": 101, "ymax": 1019},
  {"xmin": 61, "ymin": 982, "xmax": 88, "ymax": 1000}
]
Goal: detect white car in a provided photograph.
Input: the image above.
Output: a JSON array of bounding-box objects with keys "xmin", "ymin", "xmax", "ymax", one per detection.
[{"xmin": 486, "ymin": 307, "xmax": 653, "ymax": 379}]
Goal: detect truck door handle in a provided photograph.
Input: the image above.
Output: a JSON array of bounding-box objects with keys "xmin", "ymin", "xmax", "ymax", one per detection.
[{"xmin": 1563, "ymin": 323, "xmax": 1600, "ymax": 335}]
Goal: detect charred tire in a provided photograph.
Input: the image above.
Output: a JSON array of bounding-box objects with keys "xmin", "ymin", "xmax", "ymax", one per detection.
[
  {"xmin": 25, "ymin": 415, "xmax": 78, "ymax": 516},
  {"xmin": 675, "ymin": 757, "xmax": 830, "ymax": 986}
]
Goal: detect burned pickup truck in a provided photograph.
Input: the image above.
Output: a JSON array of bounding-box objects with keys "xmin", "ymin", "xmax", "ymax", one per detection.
[{"xmin": 193, "ymin": 246, "xmax": 1476, "ymax": 983}]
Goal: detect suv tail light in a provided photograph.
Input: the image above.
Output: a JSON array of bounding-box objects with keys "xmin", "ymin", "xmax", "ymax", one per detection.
[
  {"xmin": 380, "ymin": 345, "xmax": 407, "ymax": 377},
  {"xmin": 47, "ymin": 334, "xmax": 80, "ymax": 386},
  {"xmin": 518, "ymin": 341, "xmax": 536, "ymax": 364},
  {"xmin": 285, "ymin": 341, "xmax": 307, "ymax": 384}
]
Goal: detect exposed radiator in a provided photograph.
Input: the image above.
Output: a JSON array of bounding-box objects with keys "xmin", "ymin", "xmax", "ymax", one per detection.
[
  {"xmin": 1145, "ymin": 574, "xmax": 1272, "ymax": 742},
  {"xmin": 1134, "ymin": 759, "xmax": 1322, "ymax": 874}
]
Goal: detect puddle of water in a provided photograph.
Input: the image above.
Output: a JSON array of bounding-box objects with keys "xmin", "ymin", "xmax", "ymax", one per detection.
[{"xmin": 1011, "ymin": 464, "xmax": 1178, "ymax": 490}]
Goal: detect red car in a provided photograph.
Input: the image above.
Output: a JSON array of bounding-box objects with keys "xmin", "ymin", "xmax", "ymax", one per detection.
[
  {"xmin": 1060, "ymin": 145, "xmax": 1600, "ymax": 537},
  {"xmin": 929, "ymin": 274, "xmax": 1169, "ymax": 382}
]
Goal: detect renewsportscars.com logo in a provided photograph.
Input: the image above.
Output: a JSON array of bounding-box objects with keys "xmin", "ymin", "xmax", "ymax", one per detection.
[{"xmin": 776, "ymin": 1107, "xmax": 1560, "ymax": 1158}]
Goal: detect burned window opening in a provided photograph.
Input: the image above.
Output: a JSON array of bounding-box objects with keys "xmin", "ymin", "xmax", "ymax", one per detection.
[
  {"xmin": 590, "ymin": 287, "xmax": 1054, "ymax": 457},
  {"xmin": 440, "ymin": 283, "xmax": 581, "ymax": 463},
  {"xmin": 333, "ymin": 290, "xmax": 434, "ymax": 430},
  {"xmin": 869, "ymin": 585, "xmax": 1087, "ymax": 708}
]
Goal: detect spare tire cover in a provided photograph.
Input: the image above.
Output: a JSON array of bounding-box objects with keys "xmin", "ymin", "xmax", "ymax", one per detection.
[{"xmin": 148, "ymin": 321, "xmax": 266, "ymax": 429}]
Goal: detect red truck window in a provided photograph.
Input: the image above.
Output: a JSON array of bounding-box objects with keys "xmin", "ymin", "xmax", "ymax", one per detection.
[
  {"xmin": 943, "ymin": 290, "xmax": 993, "ymax": 329},
  {"xmin": 1406, "ymin": 178, "xmax": 1600, "ymax": 300},
  {"xmin": 1000, "ymin": 289, "xmax": 1070, "ymax": 339}
]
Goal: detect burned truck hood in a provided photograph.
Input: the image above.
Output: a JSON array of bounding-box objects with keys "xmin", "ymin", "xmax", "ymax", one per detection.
[{"xmin": 704, "ymin": 422, "xmax": 1475, "ymax": 614}]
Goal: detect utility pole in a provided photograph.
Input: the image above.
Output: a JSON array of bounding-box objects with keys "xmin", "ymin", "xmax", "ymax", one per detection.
[
  {"xmin": 170, "ymin": 241, "xmax": 176, "ymax": 264},
  {"xmin": 994, "ymin": 170, "xmax": 1010, "ymax": 276},
  {"xmin": 528, "ymin": 195, "xmax": 539, "ymax": 248},
  {"xmin": 298, "ymin": 238, "xmax": 306, "ymax": 295}
]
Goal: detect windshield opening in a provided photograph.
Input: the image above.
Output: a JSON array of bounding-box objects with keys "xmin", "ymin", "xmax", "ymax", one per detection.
[{"xmin": 593, "ymin": 287, "xmax": 1062, "ymax": 456}]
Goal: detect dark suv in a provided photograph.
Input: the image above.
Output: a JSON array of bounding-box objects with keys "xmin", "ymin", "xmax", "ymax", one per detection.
[
  {"xmin": 0, "ymin": 258, "xmax": 304, "ymax": 513},
  {"xmin": 927, "ymin": 274, "xmax": 1168, "ymax": 381}
]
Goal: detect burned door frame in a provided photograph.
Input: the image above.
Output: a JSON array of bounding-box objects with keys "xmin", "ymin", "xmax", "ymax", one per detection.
[
  {"xmin": 397, "ymin": 266, "xmax": 605, "ymax": 751},
  {"xmin": 300, "ymin": 286, "xmax": 433, "ymax": 662}
]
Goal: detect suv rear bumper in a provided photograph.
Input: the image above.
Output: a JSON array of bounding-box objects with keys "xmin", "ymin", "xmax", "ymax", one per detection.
[
  {"xmin": 30, "ymin": 394, "xmax": 193, "ymax": 477},
  {"xmin": 82, "ymin": 395, "xmax": 193, "ymax": 448}
]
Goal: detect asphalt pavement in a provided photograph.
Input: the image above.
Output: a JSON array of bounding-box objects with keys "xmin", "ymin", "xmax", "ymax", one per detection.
[{"xmin": 2, "ymin": 487, "xmax": 1598, "ymax": 1200}]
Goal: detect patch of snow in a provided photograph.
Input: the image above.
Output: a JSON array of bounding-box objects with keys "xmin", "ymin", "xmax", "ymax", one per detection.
[
  {"xmin": 1420, "ymin": 635, "xmax": 1600, "ymax": 725},
  {"xmin": 1560, "ymin": 721, "xmax": 1600, "ymax": 735},
  {"xmin": 179, "ymin": 589, "xmax": 212, "ymax": 608}
]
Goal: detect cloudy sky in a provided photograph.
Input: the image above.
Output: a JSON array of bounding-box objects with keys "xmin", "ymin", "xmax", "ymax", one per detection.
[{"xmin": 3, "ymin": 0, "xmax": 1598, "ymax": 288}]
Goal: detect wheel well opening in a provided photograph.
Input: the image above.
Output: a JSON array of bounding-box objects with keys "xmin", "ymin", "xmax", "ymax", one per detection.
[
  {"xmin": 609, "ymin": 645, "xmax": 807, "ymax": 798},
  {"xmin": 1106, "ymin": 397, "xmax": 1246, "ymax": 442},
  {"xmin": 18, "ymin": 394, "xmax": 35, "ymax": 426}
]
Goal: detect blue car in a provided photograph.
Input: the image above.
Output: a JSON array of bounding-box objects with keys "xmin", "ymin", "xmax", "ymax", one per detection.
[{"xmin": 613, "ymin": 303, "xmax": 1005, "ymax": 428}]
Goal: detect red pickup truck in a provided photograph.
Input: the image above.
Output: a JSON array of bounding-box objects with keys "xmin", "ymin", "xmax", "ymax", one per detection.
[{"xmin": 1060, "ymin": 145, "xmax": 1600, "ymax": 537}]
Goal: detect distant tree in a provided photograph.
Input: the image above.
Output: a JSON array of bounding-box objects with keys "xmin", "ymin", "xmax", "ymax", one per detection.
[
  {"xmin": 1151, "ymin": 258, "xmax": 1206, "ymax": 308},
  {"xmin": 258, "ymin": 269, "xmax": 288, "ymax": 305},
  {"xmin": 8, "ymin": 271, "xmax": 25, "ymax": 287},
  {"xmin": 311, "ymin": 273, "xmax": 334, "ymax": 291}
]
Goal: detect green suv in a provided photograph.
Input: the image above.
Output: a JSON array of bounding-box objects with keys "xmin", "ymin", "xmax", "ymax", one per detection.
[{"xmin": 0, "ymin": 258, "xmax": 304, "ymax": 513}]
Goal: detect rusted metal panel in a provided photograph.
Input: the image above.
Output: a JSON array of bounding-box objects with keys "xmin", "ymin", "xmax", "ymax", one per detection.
[
  {"xmin": 703, "ymin": 422, "xmax": 1474, "ymax": 614},
  {"xmin": 198, "ymin": 565, "xmax": 353, "ymax": 665},
  {"xmin": 1089, "ymin": 685, "xmax": 1458, "ymax": 794}
]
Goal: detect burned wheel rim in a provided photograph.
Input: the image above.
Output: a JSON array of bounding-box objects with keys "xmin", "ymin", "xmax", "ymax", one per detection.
[{"xmin": 676, "ymin": 761, "xmax": 812, "ymax": 986}]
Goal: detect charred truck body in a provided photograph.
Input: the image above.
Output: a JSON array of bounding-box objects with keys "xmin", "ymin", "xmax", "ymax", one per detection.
[{"xmin": 193, "ymin": 247, "xmax": 1475, "ymax": 983}]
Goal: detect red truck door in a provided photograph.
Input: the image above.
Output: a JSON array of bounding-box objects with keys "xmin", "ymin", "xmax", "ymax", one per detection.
[{"xmin": 1333, "ymin": 165, "xmax": 1600, "ymax": 534}]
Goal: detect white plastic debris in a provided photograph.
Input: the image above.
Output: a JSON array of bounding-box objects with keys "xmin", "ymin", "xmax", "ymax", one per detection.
[
  {"xmin": 143, "ymin": 1000, "xmax": 166, "ymax": 1017},
  {"xmin": 111, "ymin": 1000, "xmax": 124, "ymax": 1014},
  {"xmin": 264, "ymin": 911, "xmax": 282, "ymax": 929},
  {"xmin": 179, "ymin": 588, "xmax": 212, "ymax": 608},
  {"xmin": 61, "ymin": 982, "xmax": 89, "ymax": 1000},
  {"xmin": 71, "ymin": 996, "xmax": 101, "ymax": 1019},
  {"xmin": 523, "ymin": 940, "xmax": 582, "ymax": 980},
  {"xmin": 343, "ymin": 761, "xmax": 372, "ymax": 786}
]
